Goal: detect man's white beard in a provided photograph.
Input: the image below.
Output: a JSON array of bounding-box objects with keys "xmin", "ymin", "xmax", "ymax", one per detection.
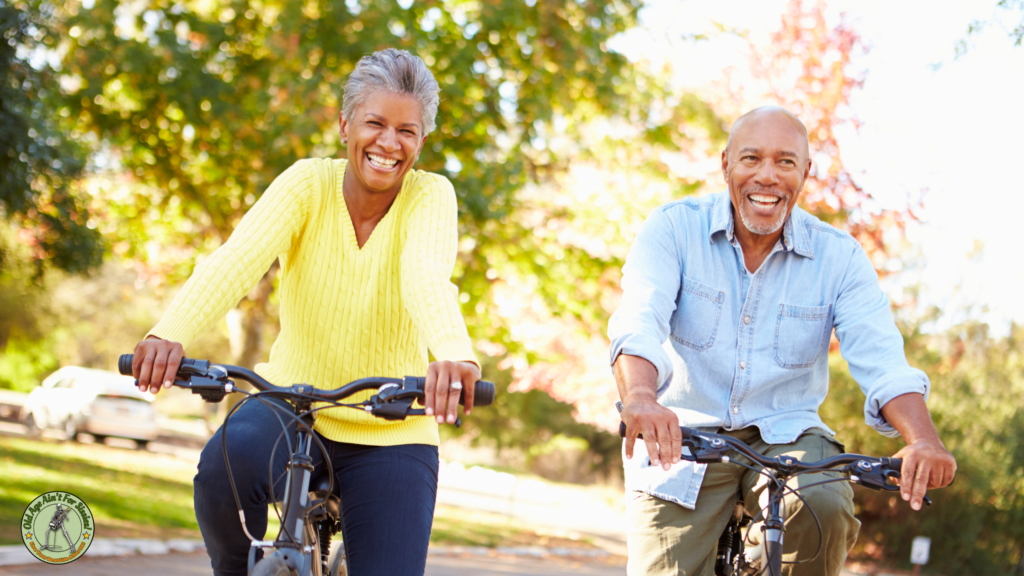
[{"xmin": 738, "ymin": 193, "xmax": 790, "ymax": 235}]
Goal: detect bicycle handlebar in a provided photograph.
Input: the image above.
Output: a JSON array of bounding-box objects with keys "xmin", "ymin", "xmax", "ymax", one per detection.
[
  {"xmin": 118, "ymin": 353, "xmax": 495, "ymax": 407},
  {"xmin": 618, "ymin": 421, "xmax": 929, "ymax": 503}
]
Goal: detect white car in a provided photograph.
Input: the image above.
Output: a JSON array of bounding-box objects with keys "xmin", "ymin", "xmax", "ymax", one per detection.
[{"xmin": 21, "ymin": 366, "xmax": 159, "ymax": 448}]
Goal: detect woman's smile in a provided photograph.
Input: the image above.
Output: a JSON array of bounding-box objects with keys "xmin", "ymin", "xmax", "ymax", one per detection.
[{"xmin": 366, "ymin": 152, "xmax": 400, "ymax": 171}]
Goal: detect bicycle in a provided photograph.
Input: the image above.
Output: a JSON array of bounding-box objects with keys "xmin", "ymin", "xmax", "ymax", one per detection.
[
  {"xmin": 617, "ymin": 421, "xmax": 935, "ymax": 576},
  {"xmin": 118, "ymin": 354, "xmax": 495, "ymax": 576}
]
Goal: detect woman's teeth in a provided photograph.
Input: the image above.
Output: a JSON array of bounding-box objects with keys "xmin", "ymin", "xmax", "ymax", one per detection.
[{"xmin": 368, "ymin": 154, "xmax": 398, "ymax": 169}]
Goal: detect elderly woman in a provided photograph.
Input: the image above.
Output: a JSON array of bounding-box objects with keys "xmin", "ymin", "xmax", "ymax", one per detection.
[{"xmin": 131, "ymin": 48, "xmax": 479, "ymax": 576}]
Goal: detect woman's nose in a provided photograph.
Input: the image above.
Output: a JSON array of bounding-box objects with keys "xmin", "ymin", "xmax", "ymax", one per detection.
[{"xmin": 377, "ymin": 127, "xmax": 399, "ymax": 150}]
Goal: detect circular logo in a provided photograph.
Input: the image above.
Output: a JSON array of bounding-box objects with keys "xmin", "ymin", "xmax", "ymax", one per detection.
[{"xmin": 21, "ymin": 491, "xmax": 95, "ymax": 565}]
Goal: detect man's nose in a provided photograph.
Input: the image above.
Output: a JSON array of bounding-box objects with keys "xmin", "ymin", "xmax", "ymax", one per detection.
[
  {"xmin": 377, "ymin": 127, "xmax": 399, "ymax": 151},
  {"xmin": 754, "ymin": 159, "xmax": 779, "ymax": 186}
]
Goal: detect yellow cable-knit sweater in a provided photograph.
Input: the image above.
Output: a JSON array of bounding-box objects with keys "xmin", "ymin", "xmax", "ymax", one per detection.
[{"xmin": 148, "ymin": 158, "xmax": 477, "ymax": 446}]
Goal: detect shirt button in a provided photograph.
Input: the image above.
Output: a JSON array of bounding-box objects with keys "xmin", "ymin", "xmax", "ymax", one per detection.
[
  {"xmin": 733, "ymin": 406, "xmax": 739, "ymax": 414},
  {"xmin": 740, "ymin": 361, "xmax": 746, "ymax": 370},
  {"xmin": 744, "ymin": 316, "xmax": 750, "ymax": 325}
]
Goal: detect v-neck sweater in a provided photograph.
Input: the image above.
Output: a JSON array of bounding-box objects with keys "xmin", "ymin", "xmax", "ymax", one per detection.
[{"xmin": 149, "ymin": 158, "xmax": 477, "ymax": 446}]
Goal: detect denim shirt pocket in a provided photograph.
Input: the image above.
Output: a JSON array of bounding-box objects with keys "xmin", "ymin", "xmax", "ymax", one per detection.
[
  {"xmin": 670, "ymin": 276, "xmax": 725, "ymax": 351},
  {"xmin": 773, "ymin": 303, "xmax": 832, "ymax": 369}
]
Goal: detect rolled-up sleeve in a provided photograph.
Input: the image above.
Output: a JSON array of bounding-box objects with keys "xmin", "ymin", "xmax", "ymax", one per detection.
[
  {"xmin": 608, "ymin": 208, "xmax": 683, "ymax": 389},
  {"xmin": 833, "ymin": 244, "xmax": 930, "ymax": 438}
]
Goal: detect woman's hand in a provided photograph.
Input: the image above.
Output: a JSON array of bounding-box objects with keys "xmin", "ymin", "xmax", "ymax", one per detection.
[
  {"xmin": 132, "ymin": 335, "xmax": 184, "ymax": 395},
  {"xmin": 423, "ymin": 361, "xmax": 481, "ymax": 425}
]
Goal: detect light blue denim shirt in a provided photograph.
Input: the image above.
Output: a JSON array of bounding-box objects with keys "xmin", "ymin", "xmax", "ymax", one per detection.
[{"xmin": 609, "ymin": 191, "xmax": 929, "ymax": 509}]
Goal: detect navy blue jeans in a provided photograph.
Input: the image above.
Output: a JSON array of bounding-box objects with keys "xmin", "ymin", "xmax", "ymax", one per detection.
[{"xmin": 194, "ymin": 397, "xmax": 439, "ymax": 576}]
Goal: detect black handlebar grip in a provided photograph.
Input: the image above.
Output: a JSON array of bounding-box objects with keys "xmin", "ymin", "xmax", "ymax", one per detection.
[
  {"xmin": 619, "ymin": 422, "xmax": 693, "ymax": 441},
  {"xmin": 411, "ymin": 377, "xmax": 496, "ymax": 407},
  {"xmin": 888, "ymin": 457, "xmax": 902, "ymax": 472},
  {"xmin": 118, "ymin": 353, "xmax": 209, "ymax": 378},
  {"xmin": 118, "ymin": 354, "xmax": 134, "ymax": 376},
  {"xmin": 472, "ymin": 381, "xmax": 495, "ymax": 407}
]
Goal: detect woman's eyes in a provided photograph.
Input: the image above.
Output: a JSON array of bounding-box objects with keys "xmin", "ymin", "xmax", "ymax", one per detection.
[{"xmin": 365, "ymin": 121, "xmax": 416, "ymax": 136}]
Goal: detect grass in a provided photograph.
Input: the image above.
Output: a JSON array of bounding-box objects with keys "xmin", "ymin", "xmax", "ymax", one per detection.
[
  {"xmin": 0, "ymin": 436, "xmax": 202, "ymax": 545},
  {"xmin": 430, "ymin": 505, "xmax": 595, "ymax": 549},
  {"xmin": 1, "ymin": 436, "xmax": 603, "ymax": 553}
]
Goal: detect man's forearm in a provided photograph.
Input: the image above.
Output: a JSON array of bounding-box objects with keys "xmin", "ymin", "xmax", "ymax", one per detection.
[
  {"xmin": 614, "ymin": 354, "xmax": 660, "ymax": 403},
  {"xmin": 880, "ymin": 392, "xmax": 957, "ymax": 510},
  {"xmin": 880, "ymin": 392, "xmax": 942, "ymax": 445},
  {"xmin": 614, "ymin": 353, "xmax": 682, "ymax": 468}
]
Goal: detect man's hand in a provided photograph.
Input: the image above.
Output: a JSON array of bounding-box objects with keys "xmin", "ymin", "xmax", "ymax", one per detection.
[
  {"xmin": 892, "ymin": 439, "xmax": 957, "ymax": 511},
  {"xmin": 881, "ymin": 392, "xmax": 957, "ymax": 511},
  {"xmin": 614, "ymin": 353, "xmax": 681, "ymax": 471},
  {"xmin": 132, "ymin": 335, "xmax": 184, "ymax": 395},
  {"xmin": 621, "ymin": 395, "xmax": 682, "ymax": 471},
  {"xmin": 424, "ymin": 360, "xmax": 480, "ymax": 425}
]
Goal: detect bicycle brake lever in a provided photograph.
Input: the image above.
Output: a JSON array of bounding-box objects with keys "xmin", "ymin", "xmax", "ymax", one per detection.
[
  {"xmin": 850, "ymin": 460, "xmax": 932, "ymax": 507},
  {"xmin": 685, "ymin": 435, "xmax": 732, "ymax": 464}
]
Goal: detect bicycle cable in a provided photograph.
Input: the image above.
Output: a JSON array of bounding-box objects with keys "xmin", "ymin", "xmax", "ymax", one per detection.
[{"xmin": 220, "ymin": 390, "xmax": 335, "ymax": 546}]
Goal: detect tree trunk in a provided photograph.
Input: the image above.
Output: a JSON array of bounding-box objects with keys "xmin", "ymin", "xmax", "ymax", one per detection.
[{"xmin": 206, "ymin": 261, "xmax": 280, "ymax": 431}]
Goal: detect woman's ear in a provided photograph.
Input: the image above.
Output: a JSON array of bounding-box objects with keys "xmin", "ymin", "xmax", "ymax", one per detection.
[
  {"xmin": 416, "ymin": 134, "xmax": 428, "ymax": 160},
  {"xmin": 339, "ymin": 111, "xmax": 349, "ymax": 144}
]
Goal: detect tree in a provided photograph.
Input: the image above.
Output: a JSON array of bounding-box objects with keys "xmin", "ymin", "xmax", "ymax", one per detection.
[
  {"xmin": 500, "ymin": 0, "xmax": 921, "ymax": 427},
  {"xmin": 54, "ymin": 0, "xmax": 647, "ymax": 368},
  {"xmin": 742, "ymin": 0, "xmax": 917, "ymax": 269},
  {"xmin": 0, "ymin": 0, "xmax": 102, "ymax": 275},
  {"xmin": 959, "ymin": 0, "xmax": 1024, "ymax": 56},
  {"xmin": 820, "ymin": 319, "xmax": 1024, "ymax": 573}
]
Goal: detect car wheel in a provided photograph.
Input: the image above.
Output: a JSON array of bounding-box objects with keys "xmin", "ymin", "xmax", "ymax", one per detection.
[
  {"xmin": 91, "ymin": 434, "xmax": 108, "ymax": 444},
  {"xmin": 135, "ymin": 440, "xmax": 150, "ymax": 451},
  {"xmin": 23, "ymin": 413, "xmax": 41, "ymax": 436},
  {"xmin": 64, "ymin": 418, "xmax": 79, "ymax": 442}
]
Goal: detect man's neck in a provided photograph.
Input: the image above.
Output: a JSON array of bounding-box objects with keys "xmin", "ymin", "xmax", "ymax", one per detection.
[{"xmin": 734, "ymin": 218, "xmax": 784, "ymax": 274}]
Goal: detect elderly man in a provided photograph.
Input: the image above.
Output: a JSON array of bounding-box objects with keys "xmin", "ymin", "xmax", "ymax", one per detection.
[{"xmin": 608, "ymin": 106, "xmax": 956, "ymax": 575}]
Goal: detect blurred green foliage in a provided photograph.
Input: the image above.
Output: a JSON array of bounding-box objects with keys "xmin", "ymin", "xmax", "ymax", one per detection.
[
  {"xmin": 822, "ymin": 320, "xmax": 1024, "ymax": 574},
  {"xmin": 445, "ymin": 352, "xmax": 622, "ymax": 480},
  {"xmin": 0, "ymin": 0, "xmax": 103, "ymax": 275},
  {"xmin": 43, "ymin": 0, "xmax": 724, "ymax": 346}
]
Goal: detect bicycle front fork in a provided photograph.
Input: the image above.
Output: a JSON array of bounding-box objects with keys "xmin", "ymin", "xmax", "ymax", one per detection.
[{"xmin": 762, "ymin": 477, "xmax": 785, "ymax": 576}]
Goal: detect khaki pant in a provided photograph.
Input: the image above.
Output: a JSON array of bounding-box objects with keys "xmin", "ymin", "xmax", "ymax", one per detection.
[{"xmin": 626, "ymin": 427, "xmax": 860, "ymax": 576}]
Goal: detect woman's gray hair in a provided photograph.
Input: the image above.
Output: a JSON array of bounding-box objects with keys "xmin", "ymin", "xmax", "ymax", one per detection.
[{"xmin": 342, "ymin": 48, "xmax": 441, "ymax": 134}]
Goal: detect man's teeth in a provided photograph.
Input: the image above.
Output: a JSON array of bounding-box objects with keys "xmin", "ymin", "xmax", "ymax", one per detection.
[
  {"xmin": 368, "ymin": 154, "xmax": 398, "ymax": 168},
  {"xmin": 749, "ymin": 195, "xmax": 780, "ymax": 204}
]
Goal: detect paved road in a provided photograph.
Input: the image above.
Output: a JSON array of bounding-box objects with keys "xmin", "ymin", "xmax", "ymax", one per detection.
[{"xmin": 0, "ymin": 552, "xmax": 626, "ymax": 576}]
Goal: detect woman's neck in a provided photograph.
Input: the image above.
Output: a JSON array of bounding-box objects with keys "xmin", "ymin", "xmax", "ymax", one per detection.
[{"xmin": 342, "ymin": 164, "xmax": 401, "ymax": 248}]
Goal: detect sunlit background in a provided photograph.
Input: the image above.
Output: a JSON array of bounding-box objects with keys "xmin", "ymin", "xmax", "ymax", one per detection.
[{"xmin": 2, "ymin": 0, "xmax": 1023, "ymax": 572}]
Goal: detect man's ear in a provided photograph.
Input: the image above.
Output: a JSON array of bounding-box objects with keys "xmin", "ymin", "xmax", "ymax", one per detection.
[{"xmin": 721, "ymin": 149, "xmax": 730, "ymax": 179}]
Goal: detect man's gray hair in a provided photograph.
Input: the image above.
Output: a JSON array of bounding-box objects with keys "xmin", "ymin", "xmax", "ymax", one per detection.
[{"xmin": 342, "ymin": 48, "xmax": 441, "ymax": 134}]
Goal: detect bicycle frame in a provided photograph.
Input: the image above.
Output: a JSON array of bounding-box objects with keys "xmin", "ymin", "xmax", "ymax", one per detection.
[
  {"xmin": 244, "ymin": 397, "xmax": 320, "ymax": 576},
  {"xmin": 118, "ymin": 353, "xmax": 495, "ymax": 576}
]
